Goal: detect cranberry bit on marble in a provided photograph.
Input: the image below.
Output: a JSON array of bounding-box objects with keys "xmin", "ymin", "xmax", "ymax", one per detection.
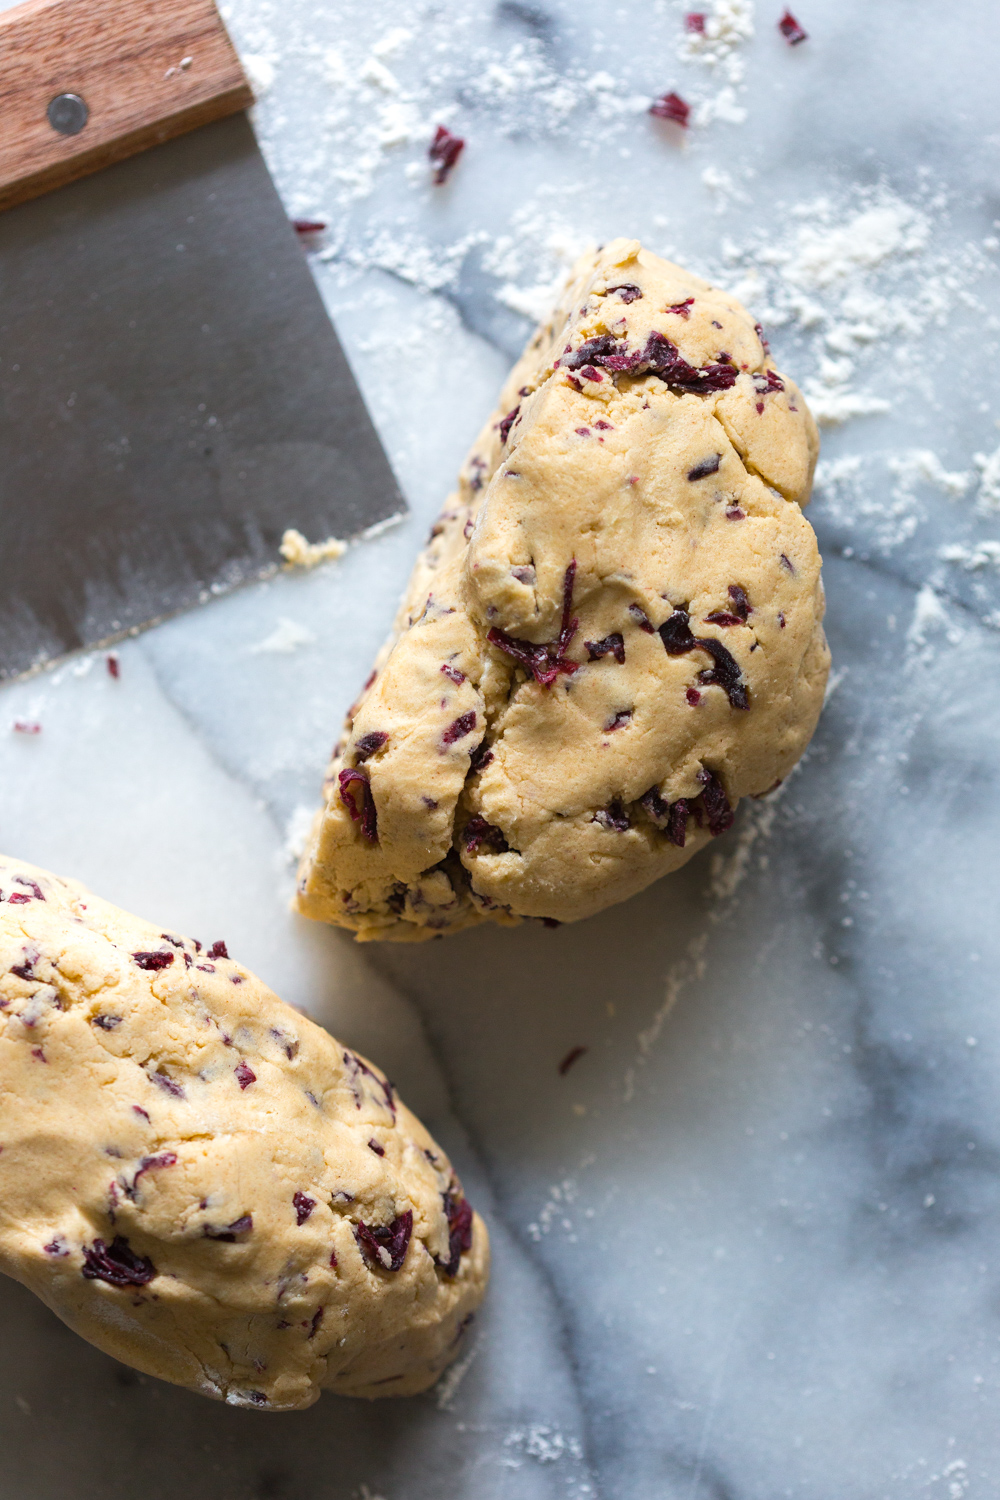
[
  {"xmin": 609, "ymin": 282, "xmax": 643, "ymax": 303},
  {"xmin": 429, "ymin": 125, "xmax": 465, "ymax": 184},
  {"xmin": 685, "ymin": 11, "xmax": 706, "ymax": 31},
  {"xmin": 778, "ymin": 9, "xmax": 808, "ymax": 44},
  {"xmin": 687, "ymin": 453, "xmax": 721, "ymax": 481},
  {"xmin": 355, "ymin": 1210, "xmax": 413, "ymax": 1273},
  {"xmin": 558, "ymin": 1045, "xmax": 588, "ymax": 1076},
  {"xmin": 339, "ymin": 767, "xmax": 378, "ymax": 843},
  {"xmin": 436, "ymin": 1195, "xmax": 474, "ymax": 1277},
  {"xmin": 487, "ymin": 560, "xmax": 580, "ymax": 687},
  {"xmin": 464, "ymin": 815, "xmax": 510, "ymax": 855},
  {"xmin": 13, "ymin": 720, "xmax": 41, "ymax": 734},
  {"xmin": 650, "ymin": 91, "xmax": 690, "ymax": 128},
  {"xmin": 292, "ymin": 218, "xmax": 327, "ymax": 237},
  {"xmin": 442, "ymin": 710, "xmax": 477, "ymax": 746},
  {"xmin": 586, "ymin": 633, "xmax": 626, "ymax": 664},
  {"xmin": 132, "ymin": 950, "xmax": 174, "ymax": 971},
  {"xmin": 82, "ymin": 1236, "xmax": 156, "ymax": 1288},
  {"xmin": 293, "ymin": 1192, "xmax": 315, "ymax": 1226},
  {"xmin": 106, "ymin": 653, "xmax": 120, "ymax": 679},
  {"xmin": 354, "ymin": 730, "xmax": 388, "ymax": 763},
  {"xmin": 499, "ymin": 405, "xmax": 520, "ymax": 445},
  {"xmin": 235, "ymin": 1062, "xmax": 256, "ymax": 1090}
]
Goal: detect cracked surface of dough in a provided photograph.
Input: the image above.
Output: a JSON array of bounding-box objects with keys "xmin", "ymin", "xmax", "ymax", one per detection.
[
  {"xmin": 0, "ymin": 855, "xmax": 488, "ymax": 1409},
  {"xmin": 296, "ymin": 239, "xmax": 830, "ymax": 940}
]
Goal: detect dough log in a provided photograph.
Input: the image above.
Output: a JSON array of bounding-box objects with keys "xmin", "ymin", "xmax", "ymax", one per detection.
[
  {"xmin": 0, "ymin": 855, "xmax": 488, "ymax": 1409},
  {"xmin": 295, "ymin": 239, "xmax": 831, "ymax": 940}
]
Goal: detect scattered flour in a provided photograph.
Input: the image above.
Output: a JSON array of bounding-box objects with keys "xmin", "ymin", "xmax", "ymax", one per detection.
[
  {"xmin": 939, "ymin": 540, "xmax": 1000, "ymax": 572},
  {"xmin": 249, "ymin": 618, "xmax": 317, "ymax": 654},
  {"xmin": 973, "ymin": 442, "xmax": 1000, "ymax": 512},
  {"xmin": 907, "ymin": 586, "xmax": 962, "ymax": 649},
  {"xmin": 503, "ymin": 1425, "xmax": 583, "ymax": 1465}
]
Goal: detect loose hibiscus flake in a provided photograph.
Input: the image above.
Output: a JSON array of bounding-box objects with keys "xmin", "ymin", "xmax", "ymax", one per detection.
[
  {"xmin": 436, "ymin": 1195, "xmax": 474, "ymax": 1278},
  {"xmin": 558, "ymin": 1045, "xmax": 588, "ymax": 1076},
  {"xmin": 355, "ymin": 1210, "xmax": 413, "ymax": 1273},
  {"xmin": 82, "ymin": 1236, "xmax": 156, "ymax": 1288},
  {"xmin": 442, "ymin": 710, "xmax": 477, "ymax": 746},
  {"xmin": 13, "ymin": 720, "xmax": 41, "ymax": 735},
  {"xmin": 685, "ymin": 11, "xmax": 706, "ymax": 31},
  {"xmin": 609, "ymin": 283, "xmax": 643, "ymax": 303},
  {"xmin": 429, "ymin": 125, "xmax": 465, "ymax": 183},
  {"xmin": 106, "ymin": 653, "xmax": 120, "ymax": 679},
  {"xmin": 293, "ymin": 1191, "xmax": 316, "ymax": 1226},
  {"xmin": 659, "ymin": 609, "xmax": 749, "ymax": 710},
  {"xmin": 487, "ymin": 560, "xmax": 580, "ymax": 687},
  {"xmin": 593, "ymin": 801, "xmax": 630, "ymax": 833},
  {"xmin": 687, "ymin": 454, "xmax": 721, "ymax": 481},
  {"xmin": 778, "ymin": 9, "xmax": 807, "ymax": 44},
  {"xmin": 586, "ymin": 633, "xmax": 626, "ymax": 664},
  {"xmin": 235, "ymin": 1062, "xmax": 256, "ymax": 1090},
  {"xmin": 132, "ymin": 950, "xmax": 174, "ymax": 971},
  {"xmin": 499, "ymin": 405, "xmax": 520, "ymax": 445},
  {"xmin": 440, "ymin": 664, "xmax": 466, "ymax": 686},
  {"xmin": 339, "ymin": 767, "xmax": 378, "ymax": 843},
  {"xmin": 650, "ymin": 91, "xmax": 690, "ymax": 127},
  {"xmin": 463, "ymin": 815, "xmax": 510, "ymax": 855},
  {"xmin": 204, "ymin": 1214, "xmax": 252, "ymax": 1242},
  {"xmin": 354, "ymin": 730, "xmax": 388, "ymax": 763},
  {"xmin": 697, "ymin": 770, "xmax": 734, "ymax": 835}
]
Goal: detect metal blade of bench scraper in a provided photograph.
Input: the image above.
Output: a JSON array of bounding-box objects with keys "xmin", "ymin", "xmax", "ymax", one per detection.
[{"xmin": 0, "ymin": 112, "xmax": 405, "ymax": 681}]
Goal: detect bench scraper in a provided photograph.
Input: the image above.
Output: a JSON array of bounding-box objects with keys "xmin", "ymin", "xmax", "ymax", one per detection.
[{"xmin": 0, "ymin": 0, "xmax": 405, "ymax": 681}]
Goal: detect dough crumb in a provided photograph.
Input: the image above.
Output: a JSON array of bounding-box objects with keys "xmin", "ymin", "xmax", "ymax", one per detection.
[{"xmin": 280, "ymin": 528, "xmax": 347, "ymax": 568}]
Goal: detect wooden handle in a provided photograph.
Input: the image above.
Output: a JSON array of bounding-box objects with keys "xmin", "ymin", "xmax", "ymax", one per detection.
[{"xmin": 0, "ymin": 0, "xmax": 254, "ymax": 212}]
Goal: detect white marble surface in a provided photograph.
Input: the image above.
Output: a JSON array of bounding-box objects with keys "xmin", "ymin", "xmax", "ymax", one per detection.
[{"xmin": 3, "ymin": 0, "xmax": 1000, "ymax": 1495}]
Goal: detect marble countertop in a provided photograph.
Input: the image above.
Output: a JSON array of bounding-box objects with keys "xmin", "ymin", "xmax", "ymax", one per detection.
[{"xmin": 3, "ymin": 0, "xmax": 1000, "ymax": 1495}]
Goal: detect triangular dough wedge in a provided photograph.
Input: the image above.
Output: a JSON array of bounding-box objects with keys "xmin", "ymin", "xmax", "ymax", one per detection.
[
  {"xmin": 0, "ymin": 855, "xmax": 487, "ymax": 1407},
  {"xmin": 296, "ymin": 239, "xmax": 830, "ymax": 940}
]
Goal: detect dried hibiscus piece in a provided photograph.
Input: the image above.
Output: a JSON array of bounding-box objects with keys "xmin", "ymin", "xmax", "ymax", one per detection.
[
  {"xmin": 293, "ymin": 1192, "xmax": 315, "ymax": 1226},
  {"xmin": 469, "ymin": 741, "xmax": 494, "ymax": 773},
  {"xmin": 728, "ymin": 584, "xmax": 752, "ymax": 619},
  {"xmin": 666, "ymin": 298, "xmax": 695, "ymax": 318},
  {"xmin": 82, "ymin": 1236, "xmax": 155, "ymax": 1288},
  {"xmin": 355, "ymin": 1210, "xmax": 413, "ymax": 1272},
  {"xmin": 436, "ymin": 1194, "xmax": 474, "ymax": 1277},
  {"xmin": 463, "ymin": 816, "xmax": 510, "ymax": 855},
  {"xmin": 561, "ymin": 330, "xmax": 736, "ymax": 396},
  {"xmin": 442, "ymin": 710, "xmax": 477, "ymax": 746},
  {"xmin": 687, "ymin": 453, "xmax": 721, "ymax": 481},
  {"xmin": 339, "ymin": 768, "xmax": 378, "ymax": 844},
  {"xmin": 609, "ymin": 283, "xmax": 643, "ymax": 303},
  {"xmin": 440, "ymin": 664, "xmax": 466, "ymax": 686},
  {"xmin": 593, "ymin": 801, "xmax": 630, "ymax": 833},
  {"xmin": 204, "ymin": 1214, "xmax": 253, "ymax": 1242},
  {"xmin": 650, "ymin": 91, "xmax": 690, "ymax": 128},
  {"xmin": 499, "ymin": 405, "xmax": 520, "ymax": 445},
  {"xmin": 15, "ymin": 876, "xmax": 44, "ymax": 900},
  {"xmin": 697, "ymin": 770, "xmax": 734, "ymax": 834},
  {"xmin": 628, "ymin": 603, "xmax": 657, "ymax": 634},
  {"xmin": 132, "ymin": 950, "xmax": 174, "ymax": 971},
  {"xmin": 604, "ymin": 710, "xmax": 632, "ymax": 732},
  {"xmin": 487, "ymin": 560, "xmax": 580, "ymax": 687},
  {"xmin": 354, "ymin": 730, "xmax": 388, "ymax": 763},
  {"xmin": 429, "ymin": 125, "xmax": 465, "ymax": 184},
  {"xmin": 640, "ymin": 787, "xmax": 691, "ymax": 848},
  {"xmin": 207, "ymin": 940, "xmax": 229, "ymax": 960},
  {"xmin": 235, "ymin": 1062, "xmax": 256, "ymax": 1090},
  {"xmin": 753, "ymin": 368, "xmax": 785, "ymax": 396},
  {"xmin": 659, "ymin": 609, "xmax": 749, "ymax": 710},
  {"xmin": 778, "ymin": 9, "xmax": 807, "ymax": 44},
  {"xmin": 586, "ymin": 633, "xmax": 626, "ymax": 664}
]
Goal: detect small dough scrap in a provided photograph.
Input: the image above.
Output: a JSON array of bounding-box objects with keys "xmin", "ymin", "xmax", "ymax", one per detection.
[
  {"xmin": 295, "ymin": 239, "xmax": 830, "ymax": 940},
  {"xmin": 0, "ymin": 855, "xmax": 488, "ymax": 1408}
]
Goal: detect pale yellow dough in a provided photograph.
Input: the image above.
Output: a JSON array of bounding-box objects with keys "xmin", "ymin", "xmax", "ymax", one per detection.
[
  {"xmin": 0, "ymin": 855, "xmax": 488, "ymax": 1409},
  {"xmin": 296, "ymin": 239, "xmax": 830, "ymax": 940}
]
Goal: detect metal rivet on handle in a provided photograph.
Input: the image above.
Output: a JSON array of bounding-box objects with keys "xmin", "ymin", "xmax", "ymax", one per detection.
[{"xmin": 47, "ymin": 93, "xmax": 89, "ymax": 136}]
